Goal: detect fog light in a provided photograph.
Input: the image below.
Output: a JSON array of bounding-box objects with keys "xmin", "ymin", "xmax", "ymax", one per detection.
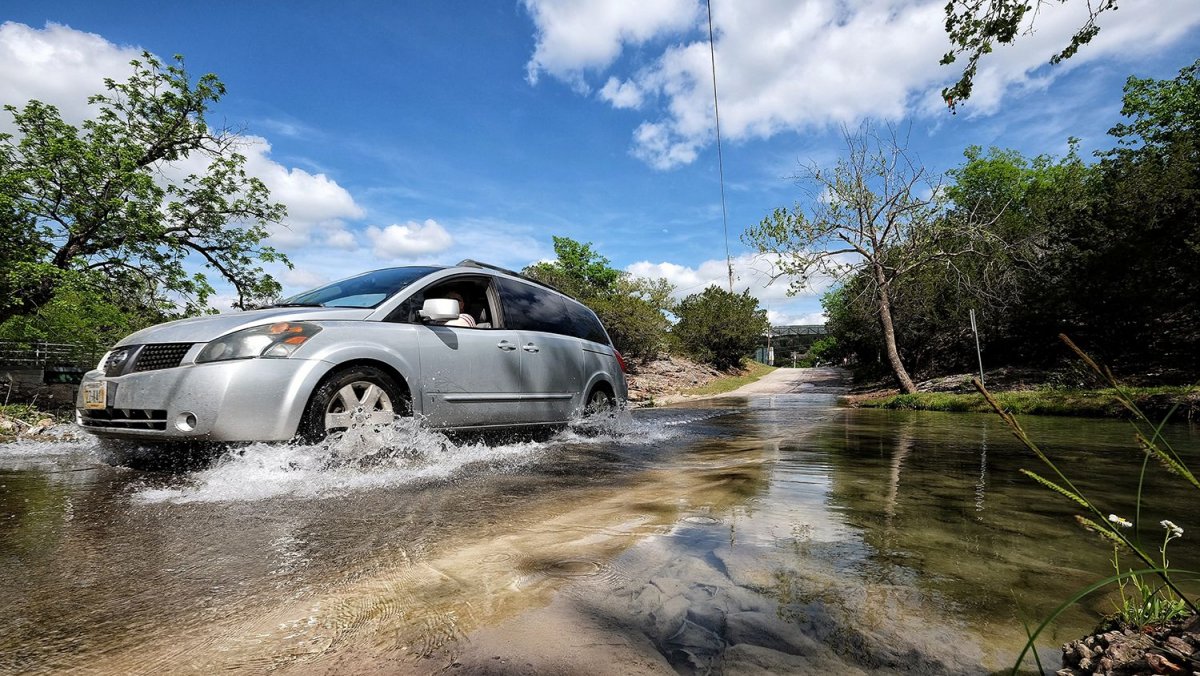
[{"xmin": 175, "ymin": 412, "xmax": 198, "ymax": 432}]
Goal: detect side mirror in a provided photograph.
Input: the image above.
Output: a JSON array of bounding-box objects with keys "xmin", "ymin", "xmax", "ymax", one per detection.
[{"xmin": 419, "ymin": 298, "xmax": 461, "ymax": 321}]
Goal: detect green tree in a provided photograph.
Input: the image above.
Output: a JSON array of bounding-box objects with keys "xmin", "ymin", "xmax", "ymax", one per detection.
[
  {"xmin": 745, "ymin": 124, "xmax": 996, "ymax": 393},
  {"xmin": 1046, "ymin": 59, "xmax": 1200, "ymax": 370},
  {"xmin": 821, "ymin": 60, "xmax": 1200, "ymax": 379},
  {"xmin": 941, "ymin": 0, "xmax": 1118, "ymax": 111},
  {"xmin": 1109, "ymin": 58, "xmax": 1200, "ymax": 151},
  {"xmin": 589, "ymin": 279, "xmax": 672, "ymax": 361},
  {"xmin": 673, "ymin": 286, "xmax": 768, "ymax": 370},
  {"xmin": 0, "ymin": 52, "xmax": 289, "ymax": 330},
  {"xmin": 523, "ymin": 236, "xmax": 621, "ymax": 299}
]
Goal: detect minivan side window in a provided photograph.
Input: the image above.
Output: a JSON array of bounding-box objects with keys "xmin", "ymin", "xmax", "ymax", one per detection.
[
  {"xmin": 496, "ymin": 278, "xmax": 575, "ymax": 336},
  {"xmin": 387, "ymin": 275, "xmax": 496, "ymax": 326}
]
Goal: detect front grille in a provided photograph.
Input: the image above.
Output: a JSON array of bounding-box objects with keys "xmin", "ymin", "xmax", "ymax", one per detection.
[
  {"xmin": 79, "ymin": 408, "xmax": 168, "ymax": 431},
  {"xmin": 131, "ymin": 343, "xmax": 192, "ymax": 372}
]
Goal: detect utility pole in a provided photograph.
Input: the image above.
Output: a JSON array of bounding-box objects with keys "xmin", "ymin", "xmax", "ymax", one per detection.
[{"xmin": 706, "ymin": 0, "xmax": 733, "ymax": 293}]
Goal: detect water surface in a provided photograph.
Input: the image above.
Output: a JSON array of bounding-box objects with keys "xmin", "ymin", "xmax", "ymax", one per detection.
[{"xmin": 1, "ymin": 381, "xmax": 1197, "ymax": 674}]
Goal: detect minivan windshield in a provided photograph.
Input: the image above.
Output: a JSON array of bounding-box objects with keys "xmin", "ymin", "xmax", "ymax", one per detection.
[{"xmin": 276, "ymin": 267, "xmax": 441, "ymax": 308}]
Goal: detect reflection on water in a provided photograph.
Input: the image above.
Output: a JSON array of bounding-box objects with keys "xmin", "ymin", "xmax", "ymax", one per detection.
[{"xmin": 1, "ymin": 382, "xmax": 1197, "ymax": 674}]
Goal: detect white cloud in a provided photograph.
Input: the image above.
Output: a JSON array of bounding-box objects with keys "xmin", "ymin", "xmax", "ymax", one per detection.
[
  {"xmin": 768, "ymin": 309, "xmax": 826, "ymax": 326},
  {"xmin": 279, "ymin": 267, "xmax": 329, "ymax": 291},
  {"xmin": 525, "ymin": 0, "xmax": 1200, "ymax": 169},
  {"xmin": 366, "ymin": 219, "xmax": 454, "ymax": 260},
  {"xmin": 324, "ymin": 228, "xmax": 359, "ymax": 250},
  {"xmin": 239, "ymin": 137, "xmax": 364, "ymax": 248},
  {"xmin": 0, "ymin": 21, "xmax": 142, "ymax": 131},
  {"xmin": 599, "ymin": 76, "xmax": 645, "ymax": 108},
  {"xmin": 158, "ymin": 135, "xmax": 365, "ymax": 249},
  {"xmin": 627, "ymin": 251, "xmax": 849, "ymax": 304},
  {"xmin": 522, "ymin": 0, "xmax": 700, "ymax": 87}
]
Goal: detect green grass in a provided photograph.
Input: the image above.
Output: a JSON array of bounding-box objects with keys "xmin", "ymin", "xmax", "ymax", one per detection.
[
  {"xmin": 852, "ymin": 386, "xmax": 1199, "ymax": 419},
  {"xmin": 683, "ymin": 361, "xmax": 777, "ymax": 396}
]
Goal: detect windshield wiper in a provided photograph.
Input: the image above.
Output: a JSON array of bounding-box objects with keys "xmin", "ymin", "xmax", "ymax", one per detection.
[{"xmin": 271, "ymin": 302, "xmax": 324, "ymax": 308}]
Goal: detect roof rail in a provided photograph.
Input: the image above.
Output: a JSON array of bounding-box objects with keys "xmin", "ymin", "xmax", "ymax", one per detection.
[{"xmin": 456, "ymin": 259, "xmax": 574, "ymax": 299}]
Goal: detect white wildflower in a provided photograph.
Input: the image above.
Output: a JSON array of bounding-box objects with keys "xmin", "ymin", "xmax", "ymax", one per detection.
[
  {"xmin": 1108, "ymin": 514, "xmax": 1133, "ymax": 528},
  {"xmin": 1160, "ymin": 520, "xmax": 1184, "ymax": 537}
]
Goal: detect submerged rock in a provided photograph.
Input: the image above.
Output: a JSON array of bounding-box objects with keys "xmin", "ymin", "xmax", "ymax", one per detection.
[{"xmin": 1058, "ymin": 614, "xmax": 1200, "ymax": 675}]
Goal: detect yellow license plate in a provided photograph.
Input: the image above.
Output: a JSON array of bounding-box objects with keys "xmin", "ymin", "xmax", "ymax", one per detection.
[{"xmin": 82, "ymin": 381, "xmax": 107, "ymax": 410}]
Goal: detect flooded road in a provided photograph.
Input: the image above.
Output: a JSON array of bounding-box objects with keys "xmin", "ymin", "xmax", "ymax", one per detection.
[{"xmin": 3, "ymin": 368, "xmax": 1198, "ymax": 674}]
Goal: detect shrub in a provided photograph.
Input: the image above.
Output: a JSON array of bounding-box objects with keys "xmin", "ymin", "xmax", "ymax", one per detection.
[{"xmin": 673, "ymin": 286, "xmax": 769, "ymax": 370}]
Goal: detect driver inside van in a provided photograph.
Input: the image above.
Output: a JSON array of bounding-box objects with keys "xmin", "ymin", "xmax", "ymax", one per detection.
[{"xmin": 439, "ymin": 290, "xmax": 476, "ymax": 328}]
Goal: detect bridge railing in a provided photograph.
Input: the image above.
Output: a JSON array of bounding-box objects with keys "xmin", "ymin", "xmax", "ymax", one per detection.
[
  {"xmin": 768, "ymin": 324, "xmax": 827, "ymax": 337},
  {"xmin": 0, "ymin": 340, "xmax": 104, "ymax": 368}
]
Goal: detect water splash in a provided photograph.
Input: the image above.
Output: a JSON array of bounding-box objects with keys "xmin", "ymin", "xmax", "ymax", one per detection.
[
  {"xmin": 558, "ymin": 405, "xmax": 730, "ymax": 445},
  {"xmin": 132, "ymin": 417, "xmax": 546, "ymax": 504},
  {"xmin": 0, "ymin": 432, "xmax": 101, "ymax": 473},
  {"xmin": 0, "ymin": 406, "xmax": 734, "ymax": 504}
]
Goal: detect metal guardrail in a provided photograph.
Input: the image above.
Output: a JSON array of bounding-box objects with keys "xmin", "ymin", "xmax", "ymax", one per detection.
[{"xmin": 0, "ymin": 340, "xmax": 103, "ymax": 368}]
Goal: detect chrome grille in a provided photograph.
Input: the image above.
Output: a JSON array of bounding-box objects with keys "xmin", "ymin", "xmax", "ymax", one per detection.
[
  {"xmin": 79, "ymin": 408, "xmax": 168, "ymax": 431},
  {"xmin": 131, "ymin": 343, "xmax": 192, "ymax": 372}
]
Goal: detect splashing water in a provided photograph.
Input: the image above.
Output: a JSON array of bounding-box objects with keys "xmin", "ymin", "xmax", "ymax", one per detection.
[
  {"xmin": 0, "ymin": 431, "xmax": 101, "ymax": 474},
  {"xmin": 132, "ymin": 417, "xmax": 543, "ymax": 504},
  {"xmin": 129, "ymin": 406, "xmax": 732, "ymax": 504},
  {"xmin": 558, "ymin": 405, "xmax": 730, "ymax": 445},
  {"xmin": 0, "ymin": 404, "xmax": 736, "ymax": 505}
]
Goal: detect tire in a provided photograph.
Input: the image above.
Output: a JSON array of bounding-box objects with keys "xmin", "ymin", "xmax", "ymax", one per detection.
[
  {"xmin": 584, "ymin": 385, "xmax": 615, "ymax": 415},
  {"xmin": 299, "ymin": 365, "xmax": 407, "ymax": 442}
]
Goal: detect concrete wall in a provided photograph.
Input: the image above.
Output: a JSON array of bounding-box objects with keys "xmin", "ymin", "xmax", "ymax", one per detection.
[{"xmin": 1, "ymin": 367, "xmax": 79, "ymax": 413}]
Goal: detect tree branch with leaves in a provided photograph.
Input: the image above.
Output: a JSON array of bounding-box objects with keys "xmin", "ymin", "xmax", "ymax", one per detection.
[
  {"xmin": 941, "ymin": 0, "xmax": 1119, "ymax": 111},
  {"xmin": 0, "ymin": 52, "xmax": 289, "ymax": 330}
]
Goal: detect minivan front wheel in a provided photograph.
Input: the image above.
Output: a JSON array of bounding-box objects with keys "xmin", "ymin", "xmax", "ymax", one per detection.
[{"xmin": 300, "ymin": 366, "xmax": 407, "ymax": 441}]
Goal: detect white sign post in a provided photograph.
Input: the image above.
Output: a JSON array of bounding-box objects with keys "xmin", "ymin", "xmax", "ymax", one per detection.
[{"xmin": 970, "ymin": 309, "xmax": 985, "ymax": 387}]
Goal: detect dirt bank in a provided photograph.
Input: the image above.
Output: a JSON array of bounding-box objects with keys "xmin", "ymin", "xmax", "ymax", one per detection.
[{"xmin": 623, "ymin": 356, "xmax": 725, "ymax": 405}]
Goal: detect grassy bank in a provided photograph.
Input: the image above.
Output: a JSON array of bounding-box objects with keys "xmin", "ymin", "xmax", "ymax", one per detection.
[
  {"xmin": 849, "ymin": 386, "xmax": 1200, "ymax": 420},
  {"xmin": 682, "ymin": 362, "xmax": 777, "ymax": 396}
]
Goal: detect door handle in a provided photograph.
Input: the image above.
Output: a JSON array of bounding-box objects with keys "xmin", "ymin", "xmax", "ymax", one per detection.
[
  {"xmin": 522, "ymin": 343, "xmax": 540, "ymax": 353},
  {"xmin": 497, "ymin": 341, "xmax": 517, "ymax": 351}
]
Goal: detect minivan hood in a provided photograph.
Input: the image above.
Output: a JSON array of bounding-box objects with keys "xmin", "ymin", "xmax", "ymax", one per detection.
[{"xmin": 114, "ymin": 307, "xmax": 374, "ymax": 347}]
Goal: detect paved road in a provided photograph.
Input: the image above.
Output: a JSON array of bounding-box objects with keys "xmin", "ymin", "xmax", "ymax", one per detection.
[{"xmin": 723, "ymin": 366, "xmax": 851, "ymax": 396}]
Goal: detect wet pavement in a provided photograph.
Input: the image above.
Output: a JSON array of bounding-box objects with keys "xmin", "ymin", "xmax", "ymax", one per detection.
[{"xmin": 2, "ymin": 368, "xmax": 1198, "ymax": 674}]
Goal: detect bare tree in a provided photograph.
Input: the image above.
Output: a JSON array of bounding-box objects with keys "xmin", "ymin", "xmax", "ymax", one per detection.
[{"xmin": 744, "ymin": 123, "xmax": 994, "ymax": 393}]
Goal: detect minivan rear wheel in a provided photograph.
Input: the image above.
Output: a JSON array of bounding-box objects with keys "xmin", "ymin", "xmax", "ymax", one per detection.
[
  {"xmin": 300, "ymin": 366, "xmax": 407, "ymax": 442},
  {"xmin": 585, "ymin": 386, "xmax": 615, "ymax": 414}
]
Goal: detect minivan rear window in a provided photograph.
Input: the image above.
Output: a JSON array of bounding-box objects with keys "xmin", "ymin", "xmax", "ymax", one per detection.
[
  {"xmin": 565, "ymin": 302, "xmax": 610, "ymax": 346},
  {"xmin": 496, "ymin": 278, "xmax": 575, "ymax": 336}
]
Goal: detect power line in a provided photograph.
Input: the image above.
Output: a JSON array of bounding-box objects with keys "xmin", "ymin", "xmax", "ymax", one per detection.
[{"xmin": 705, "ymin": 0, "xmax": 733, "ymax": 293}]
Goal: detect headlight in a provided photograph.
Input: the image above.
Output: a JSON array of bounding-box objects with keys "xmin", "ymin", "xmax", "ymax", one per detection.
[{"xmin": 195, "ymin": 322, "xmax": 322, "ymax": 363}]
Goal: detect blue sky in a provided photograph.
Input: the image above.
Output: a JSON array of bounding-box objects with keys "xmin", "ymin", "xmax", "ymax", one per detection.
[{"xmin": 3, "ymin": 1, "xmax": 1199, "ymax": 324}]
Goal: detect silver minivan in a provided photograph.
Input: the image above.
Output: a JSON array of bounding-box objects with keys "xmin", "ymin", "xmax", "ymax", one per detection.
[{"xmin": 75, "ymin": 261, "xmax": 628, "ymax": 442}]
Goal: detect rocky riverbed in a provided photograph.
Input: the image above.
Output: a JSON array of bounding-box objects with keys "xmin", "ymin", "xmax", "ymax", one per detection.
[{"xmin": 1059, "ymin": 614, "xmax": 1200, "ymax": 675}]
